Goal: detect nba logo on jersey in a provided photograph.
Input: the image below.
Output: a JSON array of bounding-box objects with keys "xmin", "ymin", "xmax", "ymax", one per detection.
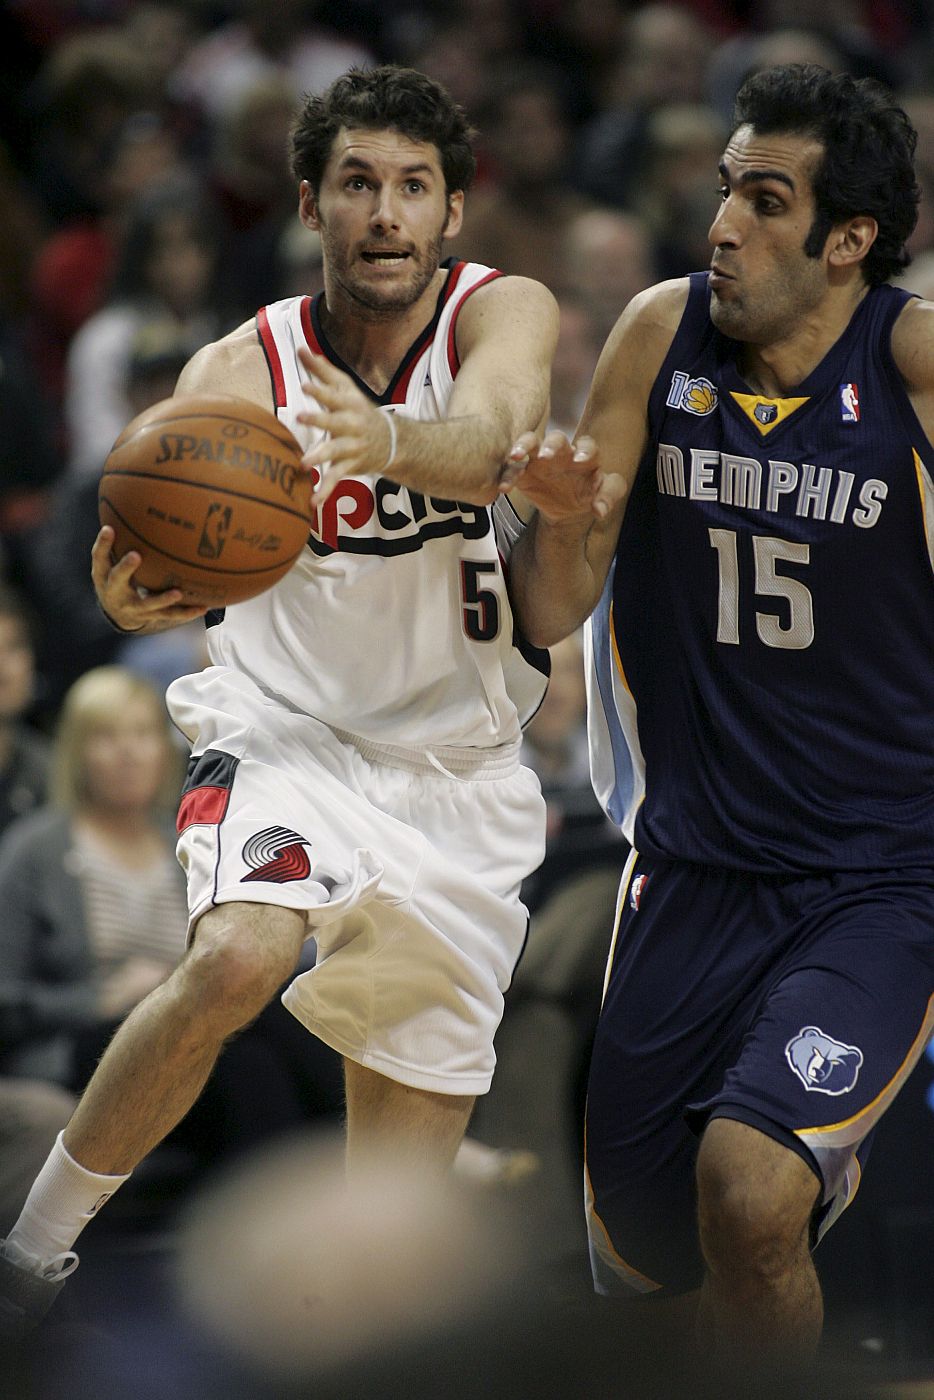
[
  {"xmin": 840, "ymin": 382, "xmax": 860, "ymax": 422},
  {"xmin": 630, "ymin": 872, "xmax": 649, "ymax": 910}
]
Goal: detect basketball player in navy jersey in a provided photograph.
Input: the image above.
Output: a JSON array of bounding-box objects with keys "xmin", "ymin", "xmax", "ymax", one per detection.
[
  {"xmin": 508, "ymin": 64, "xmax": 934, "ymax": 1376},
  {"xmin": 0, "ymin": 66, "xmax": 601, "ymax": 1332}
]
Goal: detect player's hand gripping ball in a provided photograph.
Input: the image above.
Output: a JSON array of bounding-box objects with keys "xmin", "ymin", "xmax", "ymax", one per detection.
[{"xmin": 98, "ymin": 395, "xmax": 311, "ymax": 607}]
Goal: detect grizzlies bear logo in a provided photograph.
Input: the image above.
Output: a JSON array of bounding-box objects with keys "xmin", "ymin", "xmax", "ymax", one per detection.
[{"xmin": 785, "ymin": 1026, "xmax": 864, "ymax": 1096}]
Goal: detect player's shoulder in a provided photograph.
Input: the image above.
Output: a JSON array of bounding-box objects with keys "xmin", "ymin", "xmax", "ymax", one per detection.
[
  {"xmin": 888, "ymin": 291, "xmax": 934, "ymax": 390},
  {"xmin": 453, "ymin": 270, "xmax": 559, "ymax": 360},
  {"xmin": 175, "ymin": 317, "xmax": 273, "ymax": 409},
  {"xmin": 596, "ymin": 277, "xmax": 690, "ymax": 387},
  {"xmin": 617, "ymin": 277, "xmax": 691, "ymax": 340},
  {"xmin": 458, "ymin": 269, "xmax": 558, "ymax": 324}
]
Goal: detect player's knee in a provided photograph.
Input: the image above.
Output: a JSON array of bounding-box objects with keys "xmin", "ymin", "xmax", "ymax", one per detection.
[
  {"xmin": 180, "ymin": 906, "xmax": 302, "ymax": 1027},
  {"xmin": 696, "ymin": 1122, "xmax": 818, "ymax": 1281}
]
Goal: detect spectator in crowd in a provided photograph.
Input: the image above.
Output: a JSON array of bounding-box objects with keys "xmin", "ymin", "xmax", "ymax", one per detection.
[
  {"xmin": 0, "ymin": 330, "xmax": 62, "ymax": 608},
  {"xmin": 63, "ymin": 179, "xmax": 224, "ymax": 483},
  {"xmin": 573, "ymin": 3, "xmax": 714, "ymax": 209},
  {"xmin": 170, "ymin": 0, "xmax": 374, "ymax": 127},
  {"xmin": 564, "ymin": 207, "xmax": 657, "ymax": 344},
  {"xmin": 36, "ymin": 317, "xmax": 208, "ymax": 713},
  {"xmin": 0, "ymin": 665, "xmax": 343, "ymax": 1163},
  {"xmin": 453, "ymin": 62, "xmax": 594, "ymax": 286},
  {"xmin": 549, "ymin": 291, "xmax": 602, "ymax": 438},
  {"xmin": 29, "ymin": 110, "xmax": 191, "ymax": 409},
  {"xmin": 0, "ymin": 585, "xmax": 50, "ymax": 841},
  {"xmin": 633, "ymin": 103, "xmax": 728, "ymax": 278},
  {"xmin": 206, "ymin": 75, "xmax": 303, "ymax": 316},
  {"xmin": 0, "ymin": 666, "xmax": 187, "ymax": 1090}
]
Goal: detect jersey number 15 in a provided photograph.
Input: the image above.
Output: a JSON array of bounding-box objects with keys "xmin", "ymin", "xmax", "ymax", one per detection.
[{"xmin": 708, "ymin": 528, "xmax": 814, "ymax": 650}]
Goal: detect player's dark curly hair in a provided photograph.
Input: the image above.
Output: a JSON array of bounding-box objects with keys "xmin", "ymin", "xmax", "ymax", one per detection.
[
  {"xmin": 291, "ymin": 65, "xmax": 477, "ymax": 197},
  {"xmin": 733, "ymin": 64, "xmax": 920, "ymax": 286}
]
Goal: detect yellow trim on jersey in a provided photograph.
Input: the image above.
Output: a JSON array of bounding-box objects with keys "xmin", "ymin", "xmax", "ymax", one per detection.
[
  {"xmin": 600, "ymin": 848, "xmax": 638, "ymax": 1008},
  {"xmin": 584, "ymin": 1131, "xmax": 662, "ymax": 1294},
  {"xmin": 914, "ymin": 449, "xmax": 934, "ymax": 568},
  {"xmin": 608, "ymin": 601, "xmax": 632, "ymax": 696},
  {"xmin": 730, "ymin": 391, "xmax": 810, "ymax": 436},
  {"xmin": 795, "ymin": 992, "xmax": 934, "ymax": 1145}
]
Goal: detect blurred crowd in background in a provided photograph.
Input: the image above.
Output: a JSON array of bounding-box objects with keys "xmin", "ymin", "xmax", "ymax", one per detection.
[{"xmin": 3, "ymin": 1, "xmax": 934, "ymax": 1389}]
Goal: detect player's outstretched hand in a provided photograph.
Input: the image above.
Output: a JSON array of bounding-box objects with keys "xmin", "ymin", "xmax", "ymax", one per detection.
[
  {"xmin": 297, "ymin": 346, "xmax": 394, "ymax": 509},
  {"xmin": 92, "ymin": 526, "xmax": 209, "ymax": 634},
  {"xmin": 505, "ymin": 431, "xmax": 627, "ymax": 527}
]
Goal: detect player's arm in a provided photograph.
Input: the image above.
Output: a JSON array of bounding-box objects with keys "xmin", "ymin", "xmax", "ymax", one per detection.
[
  {"xmin": 297, "ymin": 275, "xmax": 558, "ymax": 508},
  {"xmin": 508, "ymin": 280, "xmax": 687, "ymax": 648},
  {"xmin": 92, "ymin": 326, "xmax": 273, "ymax": 635},
  {"xmin": 890, "ymin": 295, "xmax": 934, "ymax": 446}
]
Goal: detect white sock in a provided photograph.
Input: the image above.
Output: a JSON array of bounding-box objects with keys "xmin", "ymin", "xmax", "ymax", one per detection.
[{"xmin": 5, "ymin": 1132, "xmax": 131, "ymax": 1265}]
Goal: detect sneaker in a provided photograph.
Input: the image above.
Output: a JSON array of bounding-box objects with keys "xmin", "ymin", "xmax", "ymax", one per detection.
[
  {"xmin": 0, "ymin": 1239, "xmax": 79, "ymax": 1338},
  {"xmin": 453, "ymin": 1137, "xmax": 541, "ymax": 1187}
]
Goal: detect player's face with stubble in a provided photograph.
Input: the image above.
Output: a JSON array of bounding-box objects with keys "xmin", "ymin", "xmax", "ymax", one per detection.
[
  {"xmin": 706, "ymin": 127, "xmax": 830, "ymax": 346},
  {"xmin": 302, "ymin": 127, "xmax": 463, "ymax": 318}
]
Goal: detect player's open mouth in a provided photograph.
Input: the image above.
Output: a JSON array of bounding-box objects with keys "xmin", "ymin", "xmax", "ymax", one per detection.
[{"xmin": 362, "ymin": 251, "xmax": 410, "ymax": 265}]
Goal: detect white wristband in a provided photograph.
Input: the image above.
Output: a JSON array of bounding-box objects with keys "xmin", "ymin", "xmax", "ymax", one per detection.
[{"xmin": 381, "ymin": 411, "xmax": 398, "ymax": 472}]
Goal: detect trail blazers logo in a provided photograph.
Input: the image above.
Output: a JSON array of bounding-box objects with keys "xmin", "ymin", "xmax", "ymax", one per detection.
[{"xmin": 241, "ymin": 826, "xmax": 312, "ymax": 883}]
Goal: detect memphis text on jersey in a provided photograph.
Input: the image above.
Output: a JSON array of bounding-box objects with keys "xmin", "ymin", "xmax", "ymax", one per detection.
[{"xmin": 655, "ymin": 443, "xmax": 887, "ymax": 529}]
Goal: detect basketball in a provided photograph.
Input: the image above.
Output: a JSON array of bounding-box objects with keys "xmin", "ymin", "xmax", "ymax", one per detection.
[{"xmin": 99, "ymin": 395, "xmax": 311, "ymax": 607}]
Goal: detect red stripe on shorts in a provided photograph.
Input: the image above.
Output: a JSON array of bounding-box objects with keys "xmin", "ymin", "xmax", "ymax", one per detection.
[{"xmin": 176, "ymin": 784, "xmax": 231, "ymax": 834}]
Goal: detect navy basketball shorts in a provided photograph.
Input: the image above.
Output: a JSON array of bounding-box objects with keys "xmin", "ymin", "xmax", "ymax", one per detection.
[{"xmin": 585, "ymin": 849, "xmax": 934, "ymax": 1296}]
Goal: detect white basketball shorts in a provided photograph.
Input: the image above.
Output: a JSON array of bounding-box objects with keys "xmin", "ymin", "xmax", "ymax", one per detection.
[{"xmin": 166, "ymin": 666, "xmax": 547, "ymax": 1095}]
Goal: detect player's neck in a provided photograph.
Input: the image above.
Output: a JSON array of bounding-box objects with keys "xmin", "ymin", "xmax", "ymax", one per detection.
[
  {"xmin": 740, "ymin": 281, "xmax": 870, "ymax": 398},
  {"xmin": 318, "ymin": 268, "xmax": 447, "ymax": 396}
]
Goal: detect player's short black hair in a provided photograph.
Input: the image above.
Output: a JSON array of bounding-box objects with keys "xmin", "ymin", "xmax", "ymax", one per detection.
[
  {"xmin": 291, "ymin": 65, "xmax": 477, "ymax": 197},
  {"xmin": 733, "ymin": 64, "xmax": 920, "ymax": 286}
]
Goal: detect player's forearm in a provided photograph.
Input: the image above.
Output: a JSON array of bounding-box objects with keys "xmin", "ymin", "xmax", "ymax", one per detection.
[
  {"xmin": 508, "ymin": 511, "xmax": 603, "ymax": 648},
  {"xmin": 385, "ymin": 413, "xmax": 513, "ymax": 505}
]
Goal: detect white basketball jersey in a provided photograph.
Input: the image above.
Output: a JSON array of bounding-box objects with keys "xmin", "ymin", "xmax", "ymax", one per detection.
[{"xmin": 201, "ymin": 259, "xmax": 549, "ymax": 749}]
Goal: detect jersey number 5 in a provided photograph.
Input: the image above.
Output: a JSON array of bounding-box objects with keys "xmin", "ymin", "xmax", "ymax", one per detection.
[
  {"xmin": 708, "ymin": 528, "xmax": 815, "ymax": 649},
  {"xmin": 461, "ymin": 560, "xmax": 500, "ymax": 642}
]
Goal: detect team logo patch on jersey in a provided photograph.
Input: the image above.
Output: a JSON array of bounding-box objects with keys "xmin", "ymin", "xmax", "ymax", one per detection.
[
  {"xmin": 840, "ymin": 383, "xmax": 860, "ymax": 422},
  {"xmin": 241, "ymin": 826, "xmax": 312, "ymax": 883},
  {"xmin": 666, "ymin": 372, "xmax": 718, "ymax": 416},
  {"xmin": 754, "ymin": 402, "xmax": 778, "ymax": 426},
  {"xmin": 785, "ymin": 1026, "xmax": 864, "ymax": 1096},
  {"xmin": 629, "ymin": 872, "xmax": 649, "ymax": 910}
]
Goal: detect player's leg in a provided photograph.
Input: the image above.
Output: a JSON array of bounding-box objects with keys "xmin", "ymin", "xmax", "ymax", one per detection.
[
  {"xmin": 695, "ymin": 1117, "xmax": 822, "ymax": 1374},
  {"xmin": 64, "ymin": 901, "xmax": 306, "ymax": 1173},
  {"xmin": 689, "ymin": 868, "xmax": 934, "ymax": 1376},
  {"xmin": 343, "ymin": 1059, "xmax": 475, "ymax": 1174},
  {"xmin": 585, "ymin": 853, "xmax": 753, "ymax": 1299},
  {"xmin": 3, "ymin": 902, "xmax": 304, "ymax": 1278}
]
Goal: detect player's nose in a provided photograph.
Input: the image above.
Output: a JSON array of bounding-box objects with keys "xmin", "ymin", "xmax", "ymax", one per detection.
[
  {"xmin": 370, "ymin": 188, "xmax": 401, "ymax": 232},
  {"xmin": 708, "ymin": 199, "xmax": 740, "ymax": 249}
]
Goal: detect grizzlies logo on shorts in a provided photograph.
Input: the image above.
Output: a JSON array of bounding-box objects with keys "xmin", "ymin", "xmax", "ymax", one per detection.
[{"xmin": 785, "ymin": 1026, "xmax": 864, "ymax": 1096}]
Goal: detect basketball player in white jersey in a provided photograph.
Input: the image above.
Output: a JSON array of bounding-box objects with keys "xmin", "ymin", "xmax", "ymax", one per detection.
[{"xmin": 0, "ymin": 65, "xmax": 604, "ymax": 1330}]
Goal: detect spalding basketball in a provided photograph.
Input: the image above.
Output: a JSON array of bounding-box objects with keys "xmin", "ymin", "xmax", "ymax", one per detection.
[{"xmin": 99, "ymin": 395, "xmax": 311, "ymax": 607}]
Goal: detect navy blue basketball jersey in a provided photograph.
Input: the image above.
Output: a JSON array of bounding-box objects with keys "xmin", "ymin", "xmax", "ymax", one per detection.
[{"xmin": 587, "ymin": 273, "xmax": 934, "ymax": 872}]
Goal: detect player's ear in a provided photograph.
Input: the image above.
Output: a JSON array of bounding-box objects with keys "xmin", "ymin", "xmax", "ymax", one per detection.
[
  {"xmin": 828, "ymin": 215, "xmax": 878, "ymax": 270},
  {"xmin": 442, "ymin": 190, "xmax": 464, "ymax": 240},
  {"xmin": 299, "ymin": 181, "xmax": 321, "ymax": 232}
]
